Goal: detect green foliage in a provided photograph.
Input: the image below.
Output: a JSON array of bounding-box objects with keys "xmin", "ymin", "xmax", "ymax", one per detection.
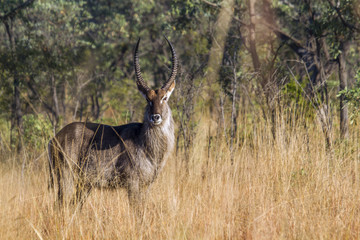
[
  {"xmin": 22, "ymin": 114, "xmax": 52, "ymax": 149},
  {"xmin": 274, "ymin": 0, "xmax": 358, "ymax": 60},
  {"xmin": 322, "ymin": 0, "xmax": 357, "ymax": 59},
  {"xmin": 338, "ymin": 70, "xmax": 360, "ymax": 124},
  {"xmin": 171, "ymin": 0, "xmax": 219, "ymax": 33},
  {"xmin": 283, "ymin": 76, "xmax": 305, "ymax": 101}
]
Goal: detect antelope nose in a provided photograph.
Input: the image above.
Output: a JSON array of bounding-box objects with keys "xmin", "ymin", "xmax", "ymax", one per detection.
[{"xmin": 151, "ymin": 114, "xmax": 161, "ymax": 122}]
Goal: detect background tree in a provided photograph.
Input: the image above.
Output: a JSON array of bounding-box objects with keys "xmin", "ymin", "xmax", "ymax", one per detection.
[
  {"xmin": 0, "ymin": 0, "xmax": 35, "ymax": 151},
  {"xmin": 0, "ymin": 0, "xmax": 359, "ymax": 158}
]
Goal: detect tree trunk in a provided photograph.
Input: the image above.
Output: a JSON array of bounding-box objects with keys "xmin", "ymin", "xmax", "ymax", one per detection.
[
  {"xmin": 230, "ymin": 68, "xmax": 238, "ymax": 164},
  {"xmin": 4, "ymin": 20, "xmax": 23, "ymax": 151},
  {"xmin": 248, "ymin": 0, "xmax": 260, "ymax": 73},
  {"xmin": 13, "ymin": 74, "xmax": 23, "ymax": 151},
  {"xmin": 338, "ymin": 42, "xmax": 349, "ymax": 139},
  {"xmin": 312, "ymin": 37, "xmax": 333, "ymax": 150},
  {"xmin": 51, "ymin": 73, "xmax": 60, "ymax": 131},
  {"xmin": 91, "ymin": 94, "xmax": 100, "ymax": 120}
]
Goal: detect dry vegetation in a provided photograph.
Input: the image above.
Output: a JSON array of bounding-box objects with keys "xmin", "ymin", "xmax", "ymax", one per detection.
[{"xmin": 1, "ymin": 114, "xmax": 360, "ymax": 239}]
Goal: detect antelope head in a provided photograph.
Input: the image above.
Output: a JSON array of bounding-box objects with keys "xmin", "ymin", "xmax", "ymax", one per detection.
[{"xmin": 134, "ymin": 37, "xmax": 178, "ymax": 126}]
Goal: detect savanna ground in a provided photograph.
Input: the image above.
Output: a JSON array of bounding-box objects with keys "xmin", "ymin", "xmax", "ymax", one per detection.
[{"xmin": 1, "ymin": 113, "xmax": 360, "ymax": 239}]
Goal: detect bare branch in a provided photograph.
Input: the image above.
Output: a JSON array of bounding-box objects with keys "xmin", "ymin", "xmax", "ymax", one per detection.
[{"xmin": 201, "ymin": 0, "xmax": 219, "ymax": 7}]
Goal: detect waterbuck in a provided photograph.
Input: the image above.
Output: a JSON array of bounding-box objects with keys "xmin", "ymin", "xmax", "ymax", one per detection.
[{"xmin": 48, "ymin": 37, "xmax": 177, "ymax": 210}]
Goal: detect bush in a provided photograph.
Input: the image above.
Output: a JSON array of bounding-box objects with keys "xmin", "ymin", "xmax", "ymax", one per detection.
[{"xmin": 23, "ymin": 114, "xmax": 53, "ymax": 149}]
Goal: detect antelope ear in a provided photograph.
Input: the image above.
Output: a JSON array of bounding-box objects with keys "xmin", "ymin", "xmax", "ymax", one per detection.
[{"xmin": 161, "ymin": 81, "xmax": 175, "ymax": 102}]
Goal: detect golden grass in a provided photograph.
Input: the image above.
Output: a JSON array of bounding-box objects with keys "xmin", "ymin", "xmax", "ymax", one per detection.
[{"xmin": 1, "ymin": 116, "xmax": 360, "ymax": 239}]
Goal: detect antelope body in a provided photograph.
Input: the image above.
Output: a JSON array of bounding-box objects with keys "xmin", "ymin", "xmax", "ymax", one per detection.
[{"xmin": 48, "ymin": 37, "xmax": 178, "ymax": 208}]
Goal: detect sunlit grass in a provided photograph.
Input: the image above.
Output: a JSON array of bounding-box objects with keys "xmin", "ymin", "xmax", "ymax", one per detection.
[{"xmin": 1, "ymin": 115, "xmax": 360, "ymax": 239}]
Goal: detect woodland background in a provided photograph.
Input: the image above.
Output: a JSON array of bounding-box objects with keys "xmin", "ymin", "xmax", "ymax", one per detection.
[{"xmin": 1, "ymin": 0, "xmax": 360, "ymax": 239}]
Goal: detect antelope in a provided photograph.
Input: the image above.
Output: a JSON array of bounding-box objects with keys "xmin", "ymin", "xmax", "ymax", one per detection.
[{"xmin": 48, "ymin": 37, "xmax": 177, "ymax": 210}]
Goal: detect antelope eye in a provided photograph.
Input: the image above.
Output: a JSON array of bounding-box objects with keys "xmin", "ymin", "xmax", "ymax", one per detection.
[{"xmin": 163, "ymin": 97, "xmax": 167, "ymax": 102}]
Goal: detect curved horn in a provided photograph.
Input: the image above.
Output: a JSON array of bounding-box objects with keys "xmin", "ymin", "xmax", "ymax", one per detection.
[
  {"xmin": 134, "ymin": 38, "xmax": 150, "ymax": 93},
  {"xmin": 161, "ymin": 36, "xmax": 178, "ymax": 91}
]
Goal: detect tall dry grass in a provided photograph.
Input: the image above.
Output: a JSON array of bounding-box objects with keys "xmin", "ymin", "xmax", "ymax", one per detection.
[{"xmin": 1, "ymin": 113, "xmax": 360, "ymax": 239}]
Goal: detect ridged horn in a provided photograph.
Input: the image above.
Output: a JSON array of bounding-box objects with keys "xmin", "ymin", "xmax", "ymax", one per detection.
[
  {"xmin": 134, "ymin": 38, "xmax": 151, "ymax": 93},
  {"xmin": 161, "ymin": 36, "xmax": 178, "ymax": 91}
]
